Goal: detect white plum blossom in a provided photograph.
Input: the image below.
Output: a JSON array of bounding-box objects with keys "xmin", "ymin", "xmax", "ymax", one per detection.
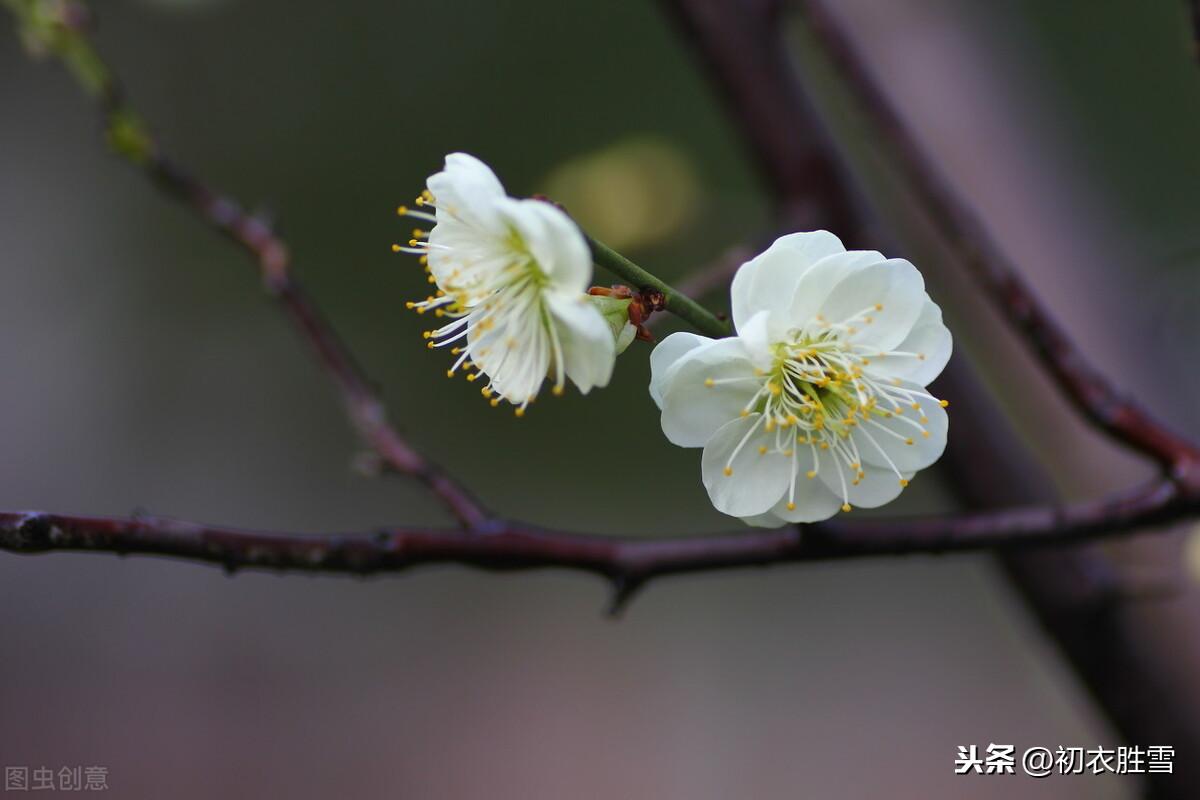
[
  {"xmin": 650, "ymin": 231, "xmax": 951, "ymax": 526},
  {"xmin": 395, "ymin": 153, "xmax": 616, "ymax": 415}
]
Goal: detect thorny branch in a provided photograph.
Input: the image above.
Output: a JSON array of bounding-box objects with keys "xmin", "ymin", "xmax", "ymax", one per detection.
[{"xmin": 2, "ymin": 0, "xmax": 1200, "ymax": 612}]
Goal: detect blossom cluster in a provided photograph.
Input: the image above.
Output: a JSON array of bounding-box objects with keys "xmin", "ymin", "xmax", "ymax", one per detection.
[{"xmin": 395, "ymin": 155, "xmax": 951, "ymax": 525}]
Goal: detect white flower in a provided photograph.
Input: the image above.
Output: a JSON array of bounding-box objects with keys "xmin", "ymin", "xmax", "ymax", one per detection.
[
  {"xmin": 650, "ymin": 231, "xmax": 952, "ymax": 527},
  {"xmin": 395, "ymin": 153, "xmax": 616, "ymax": 415}
]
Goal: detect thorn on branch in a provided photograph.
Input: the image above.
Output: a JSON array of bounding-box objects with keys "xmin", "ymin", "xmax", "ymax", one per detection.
[{"xmin": 606, "ymin": 574, "xmax": 648, "ymax": 617}]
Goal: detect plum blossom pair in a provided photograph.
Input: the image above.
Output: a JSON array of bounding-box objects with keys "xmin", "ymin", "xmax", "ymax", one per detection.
[{"xmin": 396, "ymin": 154, "xmax": 951, "ymax": 525}]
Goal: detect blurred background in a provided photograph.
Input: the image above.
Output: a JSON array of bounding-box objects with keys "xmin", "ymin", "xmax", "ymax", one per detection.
[{"xmin": 2, "ymin": 0, "xmax": 1199, "ymax": 796}]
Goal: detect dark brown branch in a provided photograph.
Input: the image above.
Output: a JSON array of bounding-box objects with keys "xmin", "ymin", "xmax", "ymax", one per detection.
[{"xmin": 0, "ymin": 478, "xmax": 1189, "ymax": 580}]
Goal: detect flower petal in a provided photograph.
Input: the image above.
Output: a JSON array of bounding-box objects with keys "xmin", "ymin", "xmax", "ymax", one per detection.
[
  {"xmin": 869, "ymin": 299, "xmax": 952, "ymax": 386},
  {"xmin": 816, "ymin": 462, "xmax": 912, "ymax": 509},
  {"xmin": 496, "ymin": 198, "xmax": 591, "ymax": 294},
  {"xmin": 854, "ymin": 384, "xmax": 948, "ymax": 473},
  {"xmin": 547, "ymin": 291, "xmax": 616, "ymax": 394},
  {"xmin": 730, "ymin": 231, "xmax": 847, "ymax": 333},
  {"xmin": 701, "ymin": 415, "xmax": 791, "ymax": 518},
  {"xmin": 649, "ymin": 332, "xmax": 710, "ymax": 407},
  {"xmin": 659, "ymin": 338, "xmax": 761, "ymax": 447},
  {"xmin": 427, "ymin": 152, "xmax": 507, "ymax": 233},
  {"xmin": 771, "ymin": 448, "xmax": 846, "ymax": 523},
  {"xmin": 788, "ymin": 248, "xmax": 888, "ymax": 330},
  {"xmin": 818, "ymin": 258, "xmax": 926, "ymax": 351}
]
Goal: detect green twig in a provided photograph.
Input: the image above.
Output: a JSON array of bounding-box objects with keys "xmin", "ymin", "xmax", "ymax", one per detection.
[{"xmin": 587, "ymin": 235, "xmax": 732, "ymax": 338}]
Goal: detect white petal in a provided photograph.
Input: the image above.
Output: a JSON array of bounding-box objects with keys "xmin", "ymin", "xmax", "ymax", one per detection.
[
  {"xmin": 817, "ymin": 462, "xmax": 911, "ymax": 509},
  {"xmin": 772, "ymin": 447, "xmax": 846, "ymax": 522},
  {"xmin": 855, "ymin": 384, "xmax": 948, "ymax": 473},
  {"xmin": 649, "ymin": 332, "xmax": 710, "ymax": 407},
  {"xmin": 734, "ymin": 309, "xmax": 776, "ymax": 370},
  {"xmin": 730, "ymin": 231, "xmax": 847, "ymax": 333},
  {"xmin": 659, "ymin": 338, "xmax": 761, "ymax": 447},
  {"xmin": 869, "ymin": 299, "xmax": 952, "ymax": 386},
  {"xmin": 427, "ymin": 153, "xmax": 507, "ymax": 233},
  {"xmin": 547, "ymin": 292, "xmax": 616, "ymax": 394},
  {"xmin": 788, "ymin": 248, "xmax": 887, "ymax": 330},
  {"xmin": 469, "ymin": 312, "xmax": 549, "ymax": 404},
  {"xmin": 701, "ymin": 415, "xmax": 791, "ymax": 518},
  {"xmin": 496, "ymin": 198, "xmax": 591, "ymax": 294},
  {"xmin": 819, "ymin": 258, "xmax": 925, "ymax": 351}
]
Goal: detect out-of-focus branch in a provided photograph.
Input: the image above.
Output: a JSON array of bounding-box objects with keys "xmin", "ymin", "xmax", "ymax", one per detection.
[
  {"xmin": 801, "ymin": 0, "xmax": 1200, "ymax": 479},
  {"xmin": 2, "ymin": 0, "xmax": 488, "ymax": 528}
]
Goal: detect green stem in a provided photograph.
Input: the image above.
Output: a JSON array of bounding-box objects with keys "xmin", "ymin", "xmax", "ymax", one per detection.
[{"xmin": 587, "ymin": 236, "xmax": 731, "ymax": 339}]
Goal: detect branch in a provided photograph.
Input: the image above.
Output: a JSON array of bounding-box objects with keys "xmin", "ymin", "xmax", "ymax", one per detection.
[
  {"xmin": 2, "ymin": 0, "xmax": 488, "ymax": 528},
  {"xmin": 588, "ymin": 235, "xmax": 730, "ymax": 337},
  {"xmin": 0, "ymin": 478, "xmax": 1188, "ymax": 580},
  {"xmin": 801, "ymin": 0, "xmax": 1200, "ymax": 478}
]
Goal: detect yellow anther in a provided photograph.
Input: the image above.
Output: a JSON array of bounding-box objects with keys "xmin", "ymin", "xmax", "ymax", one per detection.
[
  {"xmin": 899, "ymin": 478, "xmax": 909, "ymax": 487},
  {"xmin": 841, "ymin": 503, "xmax": 852, "ymax": 513},
  {"xmin": 918, "ymin": 353, "xmax": 927, "ymax": 361},
  {"xmin": 552, "ymin": 385, "xmax": 565, "ymax": 397},
  {"xmin": 408, "ymin": 239, "xmax": 420, "ymax": 247},
  {"xmin": 391, "ymin": 243, "xmax": 402, "ymax": 253},
  {"xmin": 921, "ymin": 430, "xmax": 930, "ymax": 439},
  {"xmin": 939, "ymin": 399, "xmax": 949, "ymax": 408},
  {"xmin": 768, "ymin": 383, "xmax": 781, "ymax": 396},
  {"xmin": 405, "ymin": 301, "xmax": 416, "ymax": 309},
  {"xmin": 427, "ymin": 275, "xmax": 436, "ymax": 284},
  {"xmin": 911, "ymin": 402, "xmax": 920, "ymax": 410},
  {"xmin": 704, "ymin": 378, "xmax": 715, "ymax": 388},
  {"xmin": 489, "ymin": 398, "xmax": 500, "ymax": 407},
  {"xmin": 723, "ymin": 466, "xmax": 733, "ymax": 477},
  {"xmin": 739, "ymin": 409, "xmax": 750, "ymax": 418},
  {"xmin": 396, "ymin": 205, "xmax": 408, "ymax": 216},
  {"xmin": 850, "ymin": 462, "xmax": 860, "ymax": 470},
  {"xmin": 466, "ymin": 373, "xmax": 478, "ymax": 382},
  {"xmin": 765, "ymin": 419, "xmax": 776, "ymax": 432},
  {"xmin": 412, "ymin": 228, "xmax": 425, "ymax": 238},
  {"xmin": 515, "ymin": 407, "xmax": 525, "ymax": 418},
  {"xmin": 783, "ymin": 449, "xmax": 793, "ymax": 457},
  {"xmin": 805, "ymin": 470, "xmax": 816, "ymax": 479},
  {"xmin": 426, "ymin": 341, "xmax": 435, "ymax": 349},
  {"xmin": 905, "ymin": 438, "xmax": 914, "ymax": 446},
  {"xmin": 919, "ymin": 415, "xmax": 928, "ymax": 424},
  {"xmin": 874, "ymin": 303, "xmax": 883, "ymax": 312},
  {"xmin": 445, "ymin": 369, "xmax": 454, "ymax": 378},
  {"xmin": 852, "ymin": 479, "xmax": 860, "ymax": 486},
  {"xmin": 786, "ymin": 502, "xmax": 797, "ymax": 511},
  {"xmin": 758, "ymin": 446, "xmax": 768, "ymax": 455},
  {"xmin": 820, "ymin": 442, "xmax": 829, "ymax": 450},
  {"xmin": 847, "ymin": 326, "xmax": 857, "ymax": 335},
  {"xmin": 481, "ymin": 387, "xmax": 492, "ymax": 397}
]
